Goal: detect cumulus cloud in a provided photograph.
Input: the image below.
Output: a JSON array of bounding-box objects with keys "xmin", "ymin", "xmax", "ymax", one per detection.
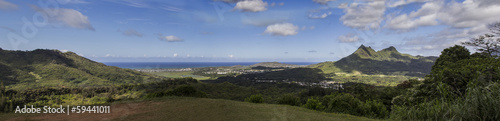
[
  {"xmin": 173, "ymin": 53, "xmax": 178, "ymax": 57},
  {"xmin": 338, "ymin": 33, "xmax": 364, "ymax": 43},
  {"xmin": 121, "ymin": 29, "xmax": 143, "ymax": 37},
  {"xmin": 242, "ymin": 16, "xmax": 288, "ymax": 27},
  {"xmin": 216, "ymin": 0, "xmax": 241, "ymax": 3},
  {"xmin": 309, "ymin": 12, "xmax": 332, "ymax": 19},
  {"xmin": 387, "ymin": 0, "xmax": 500, "ymax": 32},
  {"xmin": 0, "ymin": 0, "xmax": 17, "ymax": 10},
  {"xmin": 338, "ymin": 3, "xmax": 348, "ymax": 8},
  {"xmin": 388, "ymin": 0, "xmax": 430, "ymax": 8},
  {"xmin": 264, "ymin": 23, "xmax": 299, "ymax": 36},
  {"xmin": 32, "ymin": 6, "xmax": 95, "ymax": 30},
  {"xmin": 386, "ymin": 1, "xmax": 440, "ymax": 30},
  {"xmin": 158, "ymin": 34, "xmax": 184, "ymax": 42},
  {"xmin": 438, "ymin": 0, "xmax": 500, "ymax": 28},
  {"xmin": 313, "ymin": 0, "xmax": 335, "ymax": 5},
  {"xmin": 340, "ymin": 0, "xmax": 386, "ymax": 30},
  {"xmin": 234, "ymin": 0, "xmax": 268, "ymax": 12}
]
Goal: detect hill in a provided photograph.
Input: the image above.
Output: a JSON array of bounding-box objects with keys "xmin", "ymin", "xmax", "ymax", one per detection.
[
  {"xmin": 0, "ymin": 49, "xmax": 157, "ymax": 89},
  {"xmin": 0, "ymin": 97, "xmax": 377, "ymax": 121},
  {"xmin": 250, "ymin": 62, "xmax": 303, "ymax": 68},
  {"xmin": 312, "ymin": 45, "xmax": 437, "ymax": 77}
]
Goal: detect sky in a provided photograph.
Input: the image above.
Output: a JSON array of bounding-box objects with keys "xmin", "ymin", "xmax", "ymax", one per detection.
[{"xmin": 0, "ymin": 0, "xmax": 499, "ymax": 62}]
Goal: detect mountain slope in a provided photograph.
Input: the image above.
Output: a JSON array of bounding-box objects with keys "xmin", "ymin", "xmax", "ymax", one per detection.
[
  {"xmin": 0, "ymin": 49, "xmax": 157, "ymax": 88},
  {"xmin": 313, "ymin": 45, "xmax": 436, "ymax": 77}
]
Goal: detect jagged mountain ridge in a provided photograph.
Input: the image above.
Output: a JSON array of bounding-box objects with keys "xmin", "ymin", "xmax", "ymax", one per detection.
[{"xmin": 312, "ymin": 45, "xmax": 437, "ymax": 77}]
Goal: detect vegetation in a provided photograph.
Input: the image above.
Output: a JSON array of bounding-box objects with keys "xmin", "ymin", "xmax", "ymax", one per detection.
[
  {"xmin": 1, "ymin": 38, "xmax": 499, "ymax": 120},
  {"xmin": 245, "ymin": 94, "xmax": 263, "ymax": 103},
  {"xmin": 390, "ymin": 45, "xmax": 500, "ymax": 120},
  {"xmin": 312, "ymin": 45, "xmax": 436, "ymax": 77},
  {"xmin": 0, "ymin": 49, "xmax": 159, "ymax": 89},
  {"xmin": 0, "ymin": 97, "xmax": 378, "ymax": 121}
]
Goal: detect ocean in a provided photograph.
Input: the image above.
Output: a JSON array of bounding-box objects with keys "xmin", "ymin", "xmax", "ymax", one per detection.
[{"xmin": 102, "ymin": 62, "xmax": 319, "ymax": 69}]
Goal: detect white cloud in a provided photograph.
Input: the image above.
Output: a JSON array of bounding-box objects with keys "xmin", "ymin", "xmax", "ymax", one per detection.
[
  {"xmin": 264, "ymin": 23, "xmax": 299, "ymax": 36},
  {"xmin": 388, "ymin": 0, "xmax": 430, "ymax": 8},
  {"xmin": 33, "ymin": 6, "xmax": 95, "ymax": 30},
  {"xmin": 313, "ymin": 0, "xmax": 336, "ymax": 5},
  {"xmin": 340, "ymin": 0, "xmax": 386, "ymax": 30},
  {"xmin": 387, "ymin": 0, "xmax": 500, "ymax": 31},
  {"xmin": 234, "ymin": 0, "xmax": 268, "ymax": 12},
  {"xmin": 386, "ymin": 2, "xmax": 440, "ymax": 30},
  {"xmin": 0, "ymin": 0, "xmax": 17, "ymax": 10},
  {"xmin": 309, "ymin": 12, "xmax": 332, "ymax": 19},
  {"xmin": 58, "ymin": 0, "xmax": 89, "ymax": 4},
  {"xmin": 121, "ymin": 29, "xmax": 143, "ymax": 37},
  {"xmin": 242, "ymin": 16, "xmax": 288, "ymax": 27},
  {"xmin": 338, "ymin": 33, "xmax": 364, "ymax": 43},
  {"xmin": 159, "ymin": 35, "xmax": 184, "ymax": 42},
  {"xmin": 270, "ymin": 2, "xmax": 284, "ymax": 7},
  {"xmin": 173, "ymin": 53, "xmax": 178, "ymax": 57},
  {"xmin": 228, "ymin": 55, "xmax": 234, "ymax": 58},
  {"xmin": 217, "ymin": 0, "xmax": 241, "ymax": 3},
  {"xmin": 438, "ymin": 0, "xmax": 500, "ymax": 28},
  {"xmin": 338, "ymin": 3, "xmax": 348, "ymax": 8}
]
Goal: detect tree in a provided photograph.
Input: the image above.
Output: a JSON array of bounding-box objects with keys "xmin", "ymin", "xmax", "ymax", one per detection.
[
  {"xmin": 462, "ymin": 22, "xmax": 500, "ymax": 57},
  {"xmin": 245, "ymin": 94, "xmax": 263, "ymax": 103}
]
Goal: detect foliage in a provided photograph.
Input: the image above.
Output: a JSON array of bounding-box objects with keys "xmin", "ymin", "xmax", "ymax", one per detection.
[
  {"xmin": 391, "ymin": 82, "xmax": 500, "ymax": 121},
  {"xmin": 328, "ymin": 45, "xmax": 436, "ymax": 76},
  {"xmin": 462, "ymin": 22, "xmax": 500, "ymax": 57},
  {"xmin": 277, "ymin": 94, "xmax": 301, "ymax": 106},
  {"xmin": 245, "ymin": 94, "xmax": 263, "ymax": 103},
  {"xmin": 165, "ymin": 85, "xmax": 206, "ymax": 98},
  {"xmin": 303, "ymin": 97, "xmax": 323, "ymax": 110},
  {"xmin": 0, "ymin": 49, "xmax": 159, "ymax": 88}
]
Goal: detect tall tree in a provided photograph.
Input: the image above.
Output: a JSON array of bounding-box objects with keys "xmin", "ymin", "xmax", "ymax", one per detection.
[{"xmin": 462, "ymin": 22, "xmax": 500, "ymax": 57}]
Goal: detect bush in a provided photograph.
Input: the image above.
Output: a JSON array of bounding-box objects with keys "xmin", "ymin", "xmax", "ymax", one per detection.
[
  {"xmin": 363, "ymin": 100, "xmax": 389, "ymax": 119},
  {"xmin": 166, "ymin": 85, "xmax": 207, "ymax": 98},
  {"xmin": 323, "ymin": 93, "xmax": 362, "ymax": 115},
  {"xmin": 278, "ymin": 94, "xmax": 301, "ymax": 106},
  {"xmin": 245, "ymin": 94, "xmax": 263, "ymax": 103},
  {"xmin": 303, "ymin": 97, "xmax": 324, "ymax": 110},
  {"xmin": 391, "ymin": 82, "xmax": 500, "ymax": 121}
]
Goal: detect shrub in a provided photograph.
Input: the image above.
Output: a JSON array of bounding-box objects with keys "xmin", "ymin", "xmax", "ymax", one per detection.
[
  {"xmin": 166, "ymin": 85, "xmax": 207, "ymax": 98},
  {"xmin": 245, "ymin": 94, "xmax": 263, "ymax": 103},
  {"xmin": 277, "ymin": 94, "xmax": 301, "ymax": 106},
  {"xmin": 303, "ymin": 97, "xmax": 324, "ymax": 110},
  {"xmin": 323, "ymin": 93, "xmax": 362, "ymax": 114}
]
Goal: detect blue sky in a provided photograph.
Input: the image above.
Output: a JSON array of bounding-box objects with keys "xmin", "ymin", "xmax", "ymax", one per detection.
[{"xmin": 0, "ymin": 0, "xmax": 499, "ymax": 62}]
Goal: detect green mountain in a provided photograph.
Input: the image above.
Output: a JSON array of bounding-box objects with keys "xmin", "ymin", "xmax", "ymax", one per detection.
[
  {"xmin": 0, "ymin": 48, "xmax": 156, "ymax": 89},
  {"xmin": 312, "ymin": 45, "xmax": 437, "ymax": 77}
]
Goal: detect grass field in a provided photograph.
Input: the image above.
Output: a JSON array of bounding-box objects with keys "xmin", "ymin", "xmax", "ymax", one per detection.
[
  {"xmin": 0, "ymin": 97, "xmax": 377, "ymax": 121},
  {"xmin": 149, "ymin": 71, "xmax": 210, "ymax": 80}
]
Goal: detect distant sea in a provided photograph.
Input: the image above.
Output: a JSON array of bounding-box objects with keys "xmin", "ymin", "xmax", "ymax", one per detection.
[{"xmin": 103, "ymin": 62, "xmax": 320, "ymax": 69}]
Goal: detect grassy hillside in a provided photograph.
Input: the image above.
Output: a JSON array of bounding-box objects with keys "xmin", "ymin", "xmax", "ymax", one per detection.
[
  {"xmin": 0, "ymin": 97, "xmax": 377, "ymax": 121},
  {"xmin": 0, "ymin": 49, "xmax": 158, "ymax": 89},
  {"xmin": 312, "ymin": 45, "xmax": 436, "ymax": 77}
]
